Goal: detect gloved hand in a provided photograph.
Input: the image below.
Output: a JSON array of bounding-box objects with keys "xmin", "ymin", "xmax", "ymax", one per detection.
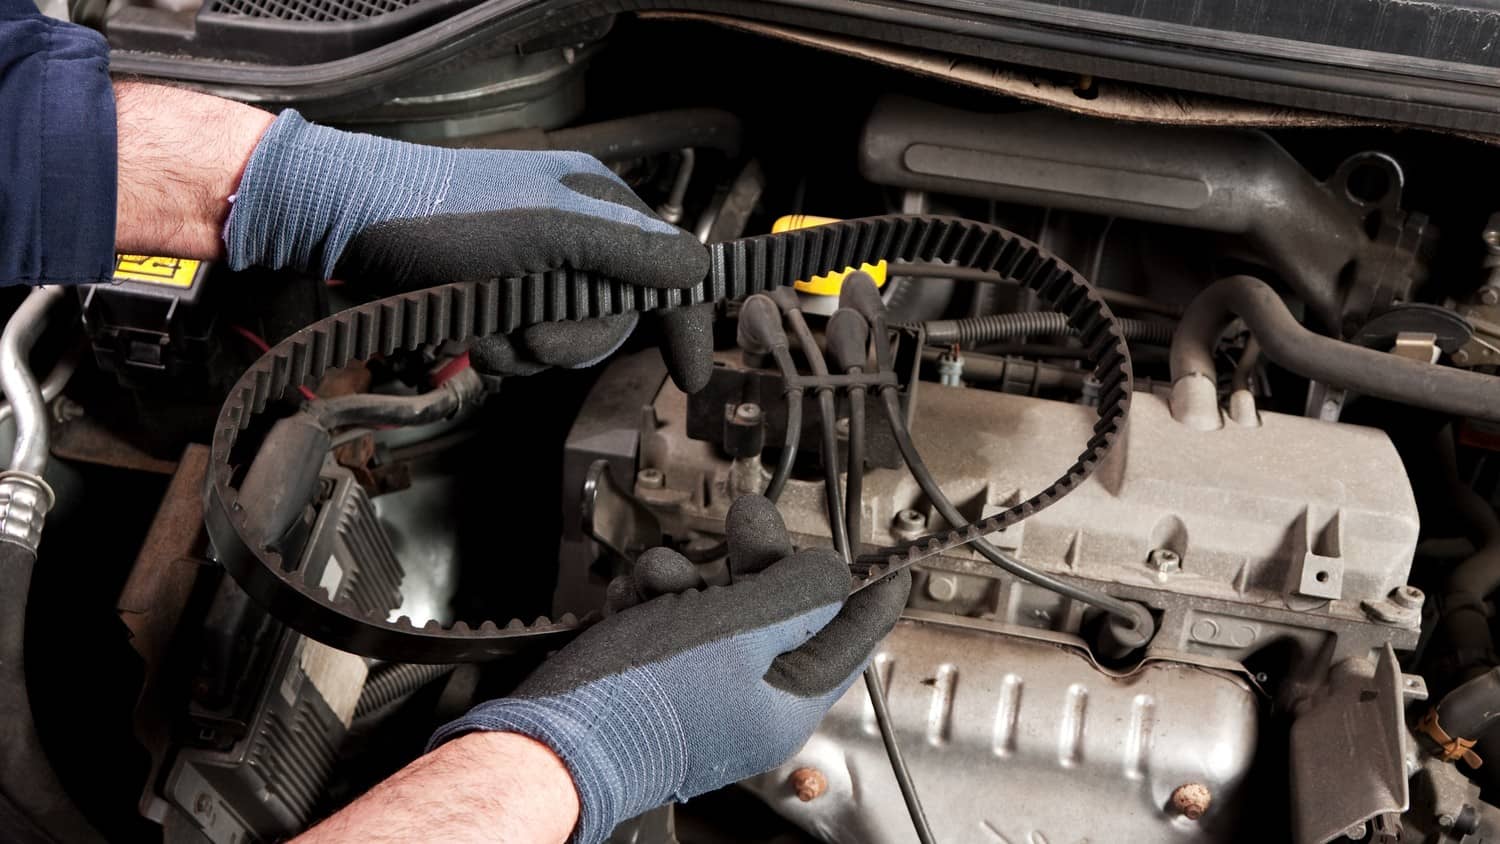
[
  {"xmin": 224, "ymin": 110, "xmax": 713, "ymax": 390},
  {"xmin": 428, "ymin": 495, "xmax": 910, "ymax": 844}
]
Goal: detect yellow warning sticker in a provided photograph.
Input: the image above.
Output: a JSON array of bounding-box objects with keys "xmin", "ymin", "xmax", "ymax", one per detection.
[{"xmin": 114, "ymin": 255, "xmax": 200, "ymax": 288}]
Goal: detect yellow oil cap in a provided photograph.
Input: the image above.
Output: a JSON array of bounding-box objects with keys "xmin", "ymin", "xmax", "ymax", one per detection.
[{"xmin": 771, "ymin": 215, "xmax": 887, "ymax": 296}]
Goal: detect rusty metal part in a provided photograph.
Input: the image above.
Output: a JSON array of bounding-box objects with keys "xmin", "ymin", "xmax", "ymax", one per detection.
[
  {"xmin": 117, "ymin": 446, "xmax": 212, "ymax": 822},
  {"xmin": 790, "ymin": 767, "xmax": 827, "ymax": 802},
  {"xmin": 51, "ymin": 414, "xmax": 178, "ymax": 475},
  {"xmin": 313, "ymin": 359, "xmax": 372, "ymax": 398},
  {"xmin": 1171, "ymin": 783, "xmax": 1212, "ymax": 821},
  {"xmin": 332, "ymin": 432, "xmax": 413, "ymax": 496}
]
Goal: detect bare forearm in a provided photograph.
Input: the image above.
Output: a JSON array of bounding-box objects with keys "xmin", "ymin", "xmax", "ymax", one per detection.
[
  {"xmin": 113, "ymin": 82, "xmax": 273, "ymax": 259},
  {"xmin": 293, "ymin": 732, "xmax": 580, "ymax": 844}
]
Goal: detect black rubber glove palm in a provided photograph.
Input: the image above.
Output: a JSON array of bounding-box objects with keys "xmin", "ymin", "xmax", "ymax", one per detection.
[{"xmin": 225, "ymin": 110, "xmax": 714, "ymax": 391}]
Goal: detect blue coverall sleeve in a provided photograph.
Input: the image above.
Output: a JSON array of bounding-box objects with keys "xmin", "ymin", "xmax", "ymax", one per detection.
[{"xmin": 0, "ymin": 0, "xmax": 116, "ymax": 285}]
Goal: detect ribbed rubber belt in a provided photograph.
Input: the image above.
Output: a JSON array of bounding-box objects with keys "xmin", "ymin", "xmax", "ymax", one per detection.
[{"xmin": 204, "ymin": 215, "xmax": 1134, "ymax": 662}]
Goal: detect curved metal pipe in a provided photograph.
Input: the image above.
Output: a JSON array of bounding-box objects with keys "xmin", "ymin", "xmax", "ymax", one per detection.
[
  {"xmin": 0, "ymin": 288, "xmax": 66, "ymax": 477},
  {"xmin": 0, "ymin": 345, "xmax": 80, "ymax": 427},
  {"xmin": 1168, "ymin": 276, "xmax": 1500, "ymax": 428}
]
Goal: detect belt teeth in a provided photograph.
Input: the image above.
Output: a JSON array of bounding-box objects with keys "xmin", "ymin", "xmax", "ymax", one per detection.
[{"xmin": 209, "ymin": 214, "xmax": 1132, "ymax": 658}]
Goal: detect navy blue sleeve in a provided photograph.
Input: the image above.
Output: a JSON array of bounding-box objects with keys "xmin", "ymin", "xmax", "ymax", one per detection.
[{"xmin": 0, "ymin": 0, "xmax": 116, "ymax": 285}]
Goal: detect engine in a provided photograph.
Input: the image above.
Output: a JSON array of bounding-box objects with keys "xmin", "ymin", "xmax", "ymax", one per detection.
[
  {"xmin": 12, "ymin": 10, "xmax": 1500, "ymax": 844},
  {"xmin": 559, "ymin": 307, "xmax": 1425, "ymax": 842}
]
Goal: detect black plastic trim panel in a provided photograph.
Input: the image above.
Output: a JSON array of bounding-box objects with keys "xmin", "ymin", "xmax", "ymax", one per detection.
[{"xmin": 110, "ymin": 0, "xmax": 1500, "ymax": 135}]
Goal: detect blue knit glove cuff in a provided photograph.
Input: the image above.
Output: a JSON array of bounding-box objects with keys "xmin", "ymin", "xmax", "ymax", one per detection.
[
  {"xmin": 225, "ymin": 110, "xmax": 450, "ymax": 278},
  {"xmin": 225, "ymin": 109, "xmax": 697, "ymax": 282},
  {"xmin": 427, "ymin": 670, "xmax": 688, "ymax": 844}
]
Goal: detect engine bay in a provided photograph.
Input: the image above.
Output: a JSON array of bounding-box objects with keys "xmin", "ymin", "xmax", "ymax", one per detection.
[{"xmin": 13, "ymin": 9, "xmax": 1500, "ymax": 844}]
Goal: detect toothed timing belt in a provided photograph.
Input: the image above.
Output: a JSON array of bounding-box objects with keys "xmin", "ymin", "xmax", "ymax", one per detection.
[{"xmin": 204, "ymin": 215, "xmax": 1134, "ymax": 662}]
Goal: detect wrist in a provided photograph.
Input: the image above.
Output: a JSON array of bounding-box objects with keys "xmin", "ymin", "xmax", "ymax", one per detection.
[
  {"xmin": 294, "ymin": 728, "xmax": 580, "ymax": 844},
  {"xmin": 430, "ymin": 686, "xmax": 687, "ymax": 844},
  {"xmin": 114, "ymin": 82, "xmax": 273, "ymax": 259},
  {"xmin": 446, "ymin": 732, "xmax": 581, "ymax": 841}
]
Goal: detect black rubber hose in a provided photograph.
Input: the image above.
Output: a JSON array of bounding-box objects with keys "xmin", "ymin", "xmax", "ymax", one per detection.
[
  {"xmin": 314, "ymin": 390, "xmax": 459, "ymax": 428},
  {"xmin": 816, "ymin": 390, "xmax": 851, "ymax": 563},
  {"xmin": 1438, "ymin": 430, "xmax": 1500, "ymax": 678},
  {"xmin": 1171, "ymin": 275, "xmax": 1500, "ymax": 422},
  {"xmin": 354, "ymin": 662, "xmax": 455, "ymax": 720},
  {"xmin": 0, "ymin": 541, "xmax": 104, "ymax": 842},
  {"xmin": 923, "ymin": 311, "xmax": 1175, "ymax": 348},
  {"xmin": 845, "ymin": 395, "xmax": 866, "ymax": 552},
  {"xmin": 1435, "ymin": 667, "xmax": 1500, "ymax": 742},
  {"xmin": 878, "ymin": 388, "xmax": 1151, "ymax": 632},
  {"xmin": 455, "ymin": 109, "xmax": 742, "ymax": 162},
  {"xmin": 311, "ymin": 369, "xmax": 481, "ymax": 429},
  {"xmin": 864, "ymin": 665, "xmax": 935, "ymax": 844},
  {"xmin": 763, "ymin": 397, "xmax": 801, "ymax": 505},
  {"xmin": 826, "ymin": 309, "xmax": 870, "ymax": 550},
  {"xmin": 772, "ymin": 294, "xmax": 852, "ymax": 564}
]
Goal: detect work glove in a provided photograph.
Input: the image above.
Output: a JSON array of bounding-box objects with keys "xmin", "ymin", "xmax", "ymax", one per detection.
[
  {"xmin": 428, "ymin": 495, "xmax": 910, "ymax": 844},
  {"xmin": 224, "ymin": 110, "xmax": 713, "ymax": 391}
]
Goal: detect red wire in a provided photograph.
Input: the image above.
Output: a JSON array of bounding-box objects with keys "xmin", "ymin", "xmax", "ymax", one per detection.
[
  {"xmin": 431, "ymin": 351, "xmax": 471, "ymax": 386},
  {"xmin": 230, "ymin": 324, "xmax": 318, "ymax": 402}
]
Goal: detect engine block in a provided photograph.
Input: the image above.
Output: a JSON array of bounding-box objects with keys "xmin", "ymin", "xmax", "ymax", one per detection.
[{"xmin": 638, "ymin": 374, "xmax": 1422, "ymax": 666}]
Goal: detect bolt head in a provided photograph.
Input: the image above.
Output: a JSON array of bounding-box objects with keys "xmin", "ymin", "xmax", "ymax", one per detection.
[
  {"xmin": 734, "ymin": 403, "xmax": 763, "ymax": 423},
  {"xmin": 1390, "ymin": 585, "xmax": 1424, "ymax": 609},
  {"xmin": 789, "ymin": 767, "xmax": 827, "ymax": 802},
  {"xmin": 1438, "ymin": 813, "xmax": 1455, "ymax": 829},
  {"xmin": 835, "ymin": 417, "xmax": 851, "ymax": 437},
  {"xmin": 1148, "ymin": 548, "xmax": 1181, "ymax": 572},
  {"xmin": 1482, "ymin": 286, "xmax": 1500, "ymax": 306},
  {"xmin": 1343, "ymin": 822, "xmax": 1367, "ymax": 840},
  {"xmin": 892, "ymin": 509, "xmax": 928, "ymax": 540},
  {"xmin": 1453, "ymin": 348, "xmax": 1473, "ymax": 365},
  {"xmin": 637, "ymin": 468, "xmax": 665, "ymax": 489},
  {"xmin": 926, "ymin": 574, "xmax": 959, "ymax": 602},
  {"xmin": 1484, "ymin": 214, "xmax": 1500, "ymax": 250}
]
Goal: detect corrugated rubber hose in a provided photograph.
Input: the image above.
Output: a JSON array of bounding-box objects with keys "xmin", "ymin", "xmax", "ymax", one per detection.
[{"xmin": 923, "ymin": 310, "xmax": 1174, "ymax": 348}]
